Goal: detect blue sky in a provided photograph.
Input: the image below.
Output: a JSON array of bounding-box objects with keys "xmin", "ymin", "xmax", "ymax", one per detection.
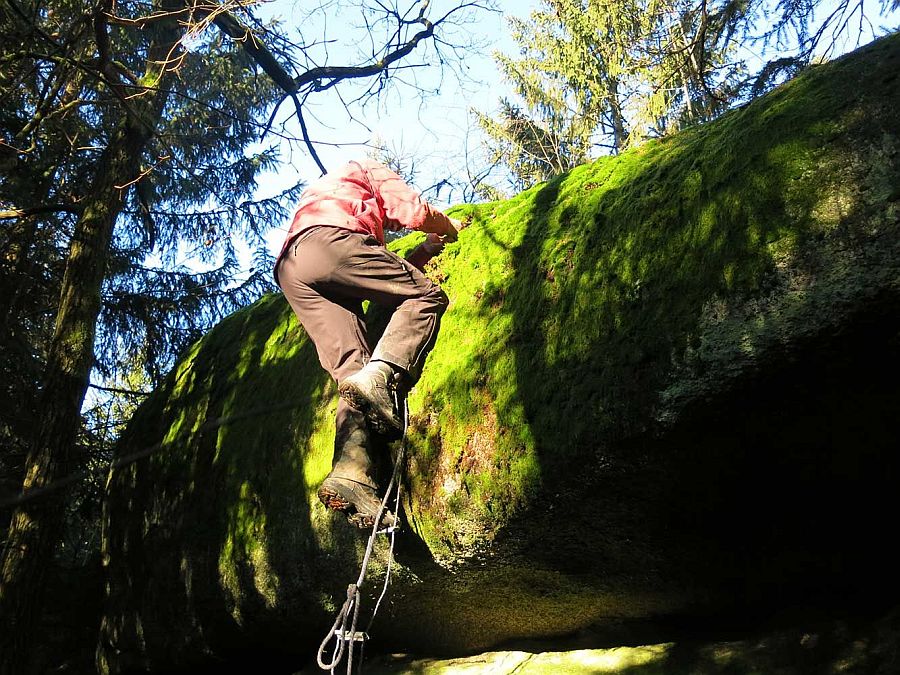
[{"xmin": 248, "ymin": 0, "xmax": 538, "ymax": 255}]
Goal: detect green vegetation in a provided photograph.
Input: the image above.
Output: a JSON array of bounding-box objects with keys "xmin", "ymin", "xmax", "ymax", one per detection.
[
  {"xmin": 405, "ymin": 32, "xmax": 900, "ymax": 555},
  {"xmin": 100, "ymin": 32, "xmax": 900, "ymax": 669}
]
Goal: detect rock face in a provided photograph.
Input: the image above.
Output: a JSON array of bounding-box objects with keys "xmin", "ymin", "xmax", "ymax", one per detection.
[{"xmin": 98, "ymin": 35, "xmax": 900, "ymax": 673}]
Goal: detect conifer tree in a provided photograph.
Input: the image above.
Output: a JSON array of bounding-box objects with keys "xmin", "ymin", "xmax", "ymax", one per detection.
[{"xmin": 478, "ymin": 0, "xmax": 897, "ymax": 189}]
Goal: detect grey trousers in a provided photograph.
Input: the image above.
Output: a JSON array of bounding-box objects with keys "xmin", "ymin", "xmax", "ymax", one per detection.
[{"xmin": 277, "ymin": 226, "xmax": 448, "ymax": 439}]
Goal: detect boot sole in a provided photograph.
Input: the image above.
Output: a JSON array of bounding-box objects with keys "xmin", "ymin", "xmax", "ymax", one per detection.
[
  {"xmin": 317, "ymin": 479, "xmax": 396, "ymax": 530},
  {"xmin": 338, "ymin": 382, "xmax": 403, "ymax": 440}
]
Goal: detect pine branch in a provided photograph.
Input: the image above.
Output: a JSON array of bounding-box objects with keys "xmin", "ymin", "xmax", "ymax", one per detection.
[{"xmin": 0, "ymin": 204, "xmax": 80, "ymax": 220}]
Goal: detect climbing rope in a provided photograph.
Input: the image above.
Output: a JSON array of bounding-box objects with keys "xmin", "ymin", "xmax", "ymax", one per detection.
[{"xmin": 316, "ymin": 393, "xmax": 408, "ymax": 674}]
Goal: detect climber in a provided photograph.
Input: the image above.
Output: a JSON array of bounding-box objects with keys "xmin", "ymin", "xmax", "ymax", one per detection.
[{"xmin": 274, "ymin": 158, "xmax": 464, "ymax": 529}]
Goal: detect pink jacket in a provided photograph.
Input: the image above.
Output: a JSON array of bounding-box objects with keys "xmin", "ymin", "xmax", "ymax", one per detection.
[{"xmin": 274, "ymin": 159, "xmax": 457, "ymax": 283}]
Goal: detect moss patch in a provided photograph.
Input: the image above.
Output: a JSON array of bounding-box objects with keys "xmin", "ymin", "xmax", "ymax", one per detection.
[{"xmin": 399, "ymin": 34, "xmax": 900, "ymax": 554}]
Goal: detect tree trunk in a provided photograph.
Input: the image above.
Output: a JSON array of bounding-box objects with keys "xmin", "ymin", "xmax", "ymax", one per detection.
[
  {"xmin": 676, "ymin": 16, "xmax": 698, "ymax": 124},
  {"xmin": 607, "ymin": 76, "xmax": 627, "ymax": 153},
  {"xmin": 1, "ymin": 68, "xmax": 85, "ymax": 332},
  {"xmin": 0, "ymin": 13, "xmax": 179, "ymax": 671}
]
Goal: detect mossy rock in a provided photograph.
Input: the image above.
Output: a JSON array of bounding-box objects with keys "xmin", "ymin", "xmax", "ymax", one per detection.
[
  {"xmin": 98, "ymin": 34, "xmax": 900, "ymax": 673},
  {"xmin": 326, "ymin": 605, "xmax": 900, "ymax": 674}
]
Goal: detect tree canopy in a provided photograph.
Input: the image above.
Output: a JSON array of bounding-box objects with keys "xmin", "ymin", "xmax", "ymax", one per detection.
[{"xmin": 477, "ymin": 0, "xmax": 899, "ymax": 191}]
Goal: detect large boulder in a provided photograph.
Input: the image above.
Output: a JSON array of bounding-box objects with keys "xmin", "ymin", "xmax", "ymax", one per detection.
[{"xmin": 98, "ymin": 34, "xmax": 900, "ymax": 673}]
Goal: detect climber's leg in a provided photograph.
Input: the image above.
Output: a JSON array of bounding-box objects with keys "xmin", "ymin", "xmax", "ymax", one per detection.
[{"xmin": 316, "ymin": 403, "xmax": 395, "ymax": 529}]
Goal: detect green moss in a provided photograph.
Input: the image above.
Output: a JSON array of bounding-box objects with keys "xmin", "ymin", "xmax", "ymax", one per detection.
[
  {"xmin": 103, "ymin": 34, "xmax": 900, "ymax": 667},
  {"xmin": 384, "ymin": 33, "xmax": 900, "ymax": 552},
  {"xmin": 357, "ymin": 644, "xmax": 673, "ymax": 674}
]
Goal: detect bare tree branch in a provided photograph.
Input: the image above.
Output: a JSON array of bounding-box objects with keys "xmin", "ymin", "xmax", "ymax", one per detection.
[
  {"xmin": 291, "ymin": 94, "xmax": 327, "ymax": 175},
  {"xmin": 196, "ymin": 1, "xmax": 449, "ymax": 171},
  {"xmin": 87, "ymin": 383, "xmax": 150, "ymax": 397}
]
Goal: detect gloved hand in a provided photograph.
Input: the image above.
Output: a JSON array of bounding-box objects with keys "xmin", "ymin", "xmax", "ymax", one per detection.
[
  {"xmin": 406, "ymin": 232, "xmax": 446, "ymax": 271},
  {"xmin": 420, "ymin": 231, "xmax": 446, "ymax": 255}
]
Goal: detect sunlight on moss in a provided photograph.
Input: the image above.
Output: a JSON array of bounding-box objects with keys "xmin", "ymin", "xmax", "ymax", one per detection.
[
  {"xmin": 261, "ymin": 310, "xmax": 305, "ymax": 364},
  {"xmin": 301, "ymin": 395, "xmax": 349, "ymax": 554},
  {"xmin": 709, "ymin": 643, "xmax": 739, "ymax": 663},
  {"xmin": 552, "ymin": 645, "xmax": 673, "ymax": 672},
  {"xmin": 171, "ymin": 340, "xmax": 203, "ymax": 389},
  {"xmin": 301, "ymin": 396, "xmax": 337, "ymax": 494},
  {"xmin": 810, "ymin": 181, "xmax": 857, "ymax": 229},
  {"xmin": 161, "ymin": 390, "xmax": 208, "ymax": 453},
  {"xmin": 218, "ymin": 481, "xmax": 280, "ymax": 621},
  {"xmin": 372, "ymin": 643, "xmax": 674, "ymax": 673}
]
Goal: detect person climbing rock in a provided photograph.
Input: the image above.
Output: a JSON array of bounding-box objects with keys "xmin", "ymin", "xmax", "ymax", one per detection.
[{"xmin": 274, "ymin": 158, "xmax": 463, "ymax": 529}]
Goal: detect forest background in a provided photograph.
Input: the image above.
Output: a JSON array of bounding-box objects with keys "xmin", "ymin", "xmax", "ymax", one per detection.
[{"xmin": 1, "ymin": 0, "xmax": 898, "ymax": 672}]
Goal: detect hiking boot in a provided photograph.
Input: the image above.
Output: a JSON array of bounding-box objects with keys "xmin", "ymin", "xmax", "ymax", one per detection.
[
  {"xmin": 317, "ymin": 475, "xmax": 397, "ymax": 530},
  {"xmin": 338, "ymin": 360, "xmax": 404, "ymax": 439},
  {"xmin": 318, "ymin": 406, "xmax": 397, "ymax": 529}
]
